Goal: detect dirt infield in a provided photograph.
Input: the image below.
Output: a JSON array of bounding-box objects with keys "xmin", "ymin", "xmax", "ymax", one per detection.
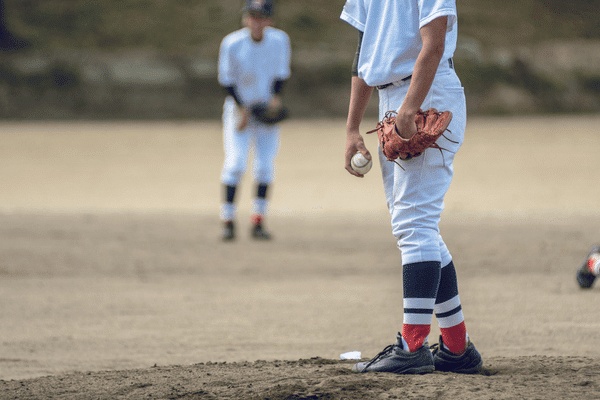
[{"xmin": 1, "ymin": 116, "xmax": 600, "ymax": 399}]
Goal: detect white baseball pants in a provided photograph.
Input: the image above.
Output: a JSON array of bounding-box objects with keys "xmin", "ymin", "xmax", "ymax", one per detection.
[
  {"xmin": 377, "ymin": 64, "xmax": 466, "ymax": 266},
  {"xmin": 220, "ymin": 97, "xmax": 281, "ymax": 186}
]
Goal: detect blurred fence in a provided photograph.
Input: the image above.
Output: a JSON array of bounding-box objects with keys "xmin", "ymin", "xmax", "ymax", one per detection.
[{"xmin": 0, "ymin": 40, "xmax": 599, "ymax": 120}]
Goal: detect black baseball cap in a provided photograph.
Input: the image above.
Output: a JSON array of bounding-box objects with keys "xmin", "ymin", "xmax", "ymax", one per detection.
[{"xmin": 245, "ymin": 0, "xmax": 274, "ymax": 17}]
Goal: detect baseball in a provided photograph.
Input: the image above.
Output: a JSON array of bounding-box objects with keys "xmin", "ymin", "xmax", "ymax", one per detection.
[{"xmin": 351, "ymin": 152, "xmax": 372, "ymax": 174}]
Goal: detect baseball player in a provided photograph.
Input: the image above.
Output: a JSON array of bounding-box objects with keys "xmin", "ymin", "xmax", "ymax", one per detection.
[
  {"xmin": 218, "ymin": 0, "xmax": 291, "ymax": 241},
  {"xmin": 340, "ymin": 0, "xmax": 483, "ymax": 374},
  {"xmin": 576, "ymin": 244, "xmax": 600, "ymax": 289}
]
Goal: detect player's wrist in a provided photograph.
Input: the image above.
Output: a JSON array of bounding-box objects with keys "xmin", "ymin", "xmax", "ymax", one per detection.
[
  {"xmin": 346, "ymin": 120, "xmax": 362, "ymax": 133},
  {"xmin": 393, "ymin": 123, "xmax": 412, "ymax": 140},
  {"xmin": 397, "ymin": 107, "xmax": 418, "ymax": 119},
  {"xmin": 346, "ymin": 129, "xmax": 362, "ymax": 139},
  {"xmin": 269, "ymin": 96, "xmax": 282, "ymax": 109}
]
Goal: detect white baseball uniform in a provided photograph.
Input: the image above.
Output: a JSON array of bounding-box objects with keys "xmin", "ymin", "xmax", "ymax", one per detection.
[
  {"xmin": 218, "ymin": 26, "xmax": 291, "ymax": 220},
  {"xmin": 341, "ymin": 0, "xmax": 476, "ymax": 358},
  {"xmin": 341, "ymin": 0, "xmax": 464, "ymax": 267}
]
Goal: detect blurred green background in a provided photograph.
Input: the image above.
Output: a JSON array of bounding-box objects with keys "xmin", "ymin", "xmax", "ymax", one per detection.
[{"xmin": 1, "ymin": 0, "xmax": 599, "ymax": 119}]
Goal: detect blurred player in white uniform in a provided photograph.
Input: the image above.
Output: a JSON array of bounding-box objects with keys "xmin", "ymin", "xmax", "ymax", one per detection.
[
  {"xmin": 218, "ymin": 0, "xmax": 291, "ymax": 241},
  {"xmin": 340, "ymin": 0, "xmax": 482, "ymax": 374}
]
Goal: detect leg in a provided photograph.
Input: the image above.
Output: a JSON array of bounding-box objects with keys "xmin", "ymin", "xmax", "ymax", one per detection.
[
  {"xmin": 221, "ymin": 184, "xmax": 237, "ymax": 241},
  {"xmin": 220, "ymin": 98, "xmax": 250, "ymax": 239},
  {"xmin": 402, "ymin": 261, "xmax": 441, "ymax": 351},
  {"xmin": 434, "ymin": 260, "xmax": 467, "ymax": 352},
  {"xmin": 249, "ymin": 123, "xmax": 280, "ymax": 239},
  {"xmin": 384, "ymin": 69, "xmax": 465, "ymax": 349},
  {"xmin": 432, "ymin": 261, "xmax": 483, "ymax": 374},
  {"xmin": 390, "ymin": 115, "xmax": 458, "ymax": 353},
  {"xmin": 252, "ymin": 182, "xmax": 269, "ymax": 220},
  {"xmin": 250, "ymin": 183, "xmax": 272, "ymax": 240},
  {"xmin": 354, "ymin": 67, "xmax": 476, "ymax": 375},
  {"xmin": 352, "ymin": 260, "xmax": 442, "ymax": 374}
]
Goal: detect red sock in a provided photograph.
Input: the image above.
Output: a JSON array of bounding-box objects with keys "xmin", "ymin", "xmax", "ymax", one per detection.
[
  {"xmin": 402, "ymin": 324, "xmax": 431, "ymax": 352},
  {"xmin": 252, "ymin": 214, "xmax": 263, "ymax": 226},
  {"xmin": 440, "ymin": 321, "xmax": 467, "ymax": 355},
  {"xmin": 588, "ymin": 255, "xmax": 600, "ymax": 275}
]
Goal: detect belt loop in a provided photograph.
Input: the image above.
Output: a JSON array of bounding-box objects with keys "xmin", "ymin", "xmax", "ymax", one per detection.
[{"xmin": 448, "ymin": 58, "xmax": 454, "ymax": 69}]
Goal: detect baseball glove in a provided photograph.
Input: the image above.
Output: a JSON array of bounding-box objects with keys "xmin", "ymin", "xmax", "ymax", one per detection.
[
  {"xmin": 250, "ymin": 103, "xmax": 289, "ymax": 125},
  {"xmin": 367, "ymin": 108, "xmax": 455, "ymax": 164}
]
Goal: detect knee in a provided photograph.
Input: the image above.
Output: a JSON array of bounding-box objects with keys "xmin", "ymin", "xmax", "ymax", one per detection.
[
  {"xmin": 252, "ymin": 164, "xmax": 274, "ymax": 183},
  {"xmin": 394, "ymin": 225, "xmax": 442, "ymax": 265},
  {"xmin": 221, "ymin": 167, "xmax": 244, "ymax": 186}
]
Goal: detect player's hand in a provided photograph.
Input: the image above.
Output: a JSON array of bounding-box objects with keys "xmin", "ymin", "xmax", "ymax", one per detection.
[
  {"xmin": 269, "ymin": 95, "xmax": 282, "ymax": 110},
  {"xmin": 345, "ymin": 129, "xmax": 371, "ymax": 178},
  {"xmin": 237, "ymin": 106, "xmax": 249, "ymax": 131},
  {"xmin": 394, "ymin": 111, "xmax": 418, "ymax": 159}
]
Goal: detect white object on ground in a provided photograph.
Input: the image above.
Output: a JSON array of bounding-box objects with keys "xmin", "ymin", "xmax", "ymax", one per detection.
[{"xmin": 340, "ymin": 351, "xmax": 362, "ymax": 360}]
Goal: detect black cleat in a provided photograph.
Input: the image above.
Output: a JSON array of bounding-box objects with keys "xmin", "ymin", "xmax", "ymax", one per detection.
[
  {"xmin": 251, "ymin": 223, "xmax": 272, "ymax": 240},
  {"xmin": 352, "ymin": 333, "xmax": 434, "ymax": 374},
  {"xmin": 431, "ymin": 335, "xmax": 483, "ymax": 374},
  {"xmin": 222, "ymin": 221, "xmax": 235, "ymax": 241}
]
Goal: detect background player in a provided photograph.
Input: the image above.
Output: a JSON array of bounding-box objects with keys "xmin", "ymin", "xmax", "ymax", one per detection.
[
  {"xmin": 217, "ymin": 0, "xmax": 291, "ymax": 241},
  {"xmin": 577, "ymin": 244, "xmax": 600, "ymax": 289},
  {"xmin": 340, "ymin": 0, "xmax": 482, "ymax": 374}
]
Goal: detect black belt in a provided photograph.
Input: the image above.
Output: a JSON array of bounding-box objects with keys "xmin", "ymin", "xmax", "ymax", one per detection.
[
  {"xmin": 376, "ymin": 75, "xmax": 411, "ymax": 90},
  {"xmin": 376, "ymin": 58, "xmax": 454, "ymax": 90}
]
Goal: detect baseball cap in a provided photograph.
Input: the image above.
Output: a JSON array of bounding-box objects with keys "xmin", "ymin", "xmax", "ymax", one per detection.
[{"xmin": 245, "ymin": 0, "xmax": 274, "ymax": 17}]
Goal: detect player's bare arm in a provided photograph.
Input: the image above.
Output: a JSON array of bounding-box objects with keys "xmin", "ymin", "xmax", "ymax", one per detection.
[
  {"xmin": 221, "ymin": 84, "xmax": 250, "ymax": 131},
  {"xmin": 237, "ymin": 106, "xmax": 250, "ymax": 131},
  {"xmin": 345, "ymin": 75, "xmax": 373, "ymax": 177},
  {"xmin": 269, "ymin": 95, "xmax": 282, "ymax": 109},
  {"xmin": 395, "ymin": 16, "xmax": 448, "ymax": 143}
]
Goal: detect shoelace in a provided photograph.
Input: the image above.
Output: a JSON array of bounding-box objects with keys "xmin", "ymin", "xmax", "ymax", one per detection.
[{"xmin": 360, "ymin": 344, "xmax": 396, "ymax": 373}]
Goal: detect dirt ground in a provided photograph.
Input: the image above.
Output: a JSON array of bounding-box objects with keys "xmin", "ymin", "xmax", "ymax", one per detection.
[{"xmin": 1, "ymin": 115, "xmax": 600, "ymax": 399}]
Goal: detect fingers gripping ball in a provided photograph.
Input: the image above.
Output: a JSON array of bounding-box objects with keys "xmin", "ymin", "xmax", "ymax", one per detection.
[{"xmin": 351, "ymin": 152, "xmax": 372, "ymax": 174}]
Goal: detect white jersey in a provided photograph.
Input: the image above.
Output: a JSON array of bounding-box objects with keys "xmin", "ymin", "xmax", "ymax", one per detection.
[
  {"xmin": 340, "ymin": 0, "xmax": 457, "ymax": 87},
  {"xmin": 218, "ymin": 26, "xmax": 291, "ymax": 105}
]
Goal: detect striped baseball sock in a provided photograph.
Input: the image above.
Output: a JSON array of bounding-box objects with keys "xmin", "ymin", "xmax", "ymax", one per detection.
[
  {"xmin": 435, "ymin": 260, "xmax": 468, "ymax": 355},
  {"xmin": 220, "ymin": 184, "xmax": 237, "ymax": 221},
  {"xmin": 252, "ymin": 183, "xmax": 269, "ymax": 218},
  {"xmin": 402, "ymin": 261, "xmax": 441, "ymax": 352}
]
